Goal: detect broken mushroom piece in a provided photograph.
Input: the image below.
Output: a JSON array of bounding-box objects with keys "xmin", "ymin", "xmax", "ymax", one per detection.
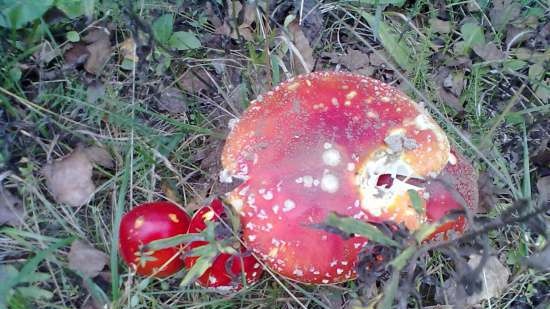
[
  {"xmin": 184, "ymin": 199, "xmax": 263, "ymax": 290},
  {"xmin": 221, "ymin": 71, "xmax": 478, "ymax": 284},
  {"xmin": 119, "ymin": 201, "xmax": 190, "ymax": 277}
]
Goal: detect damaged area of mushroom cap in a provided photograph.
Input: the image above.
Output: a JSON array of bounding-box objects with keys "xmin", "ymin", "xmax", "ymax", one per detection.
[{"xmin": 355, "ymin": 152, "xmax": 425, "ymax": 229}]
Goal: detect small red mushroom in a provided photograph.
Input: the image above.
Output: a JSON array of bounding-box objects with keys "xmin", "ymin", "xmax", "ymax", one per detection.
[
  {"xmin": 119, "ymin": 201, "xmax": 190, "ymax": 277},
  {"xmin": 184, "ymin": 199, "xmax": 263, "ymax": 290},
  {"xmin": 220, "ymin": 72, "xmax": 478, "ymax": 284}
]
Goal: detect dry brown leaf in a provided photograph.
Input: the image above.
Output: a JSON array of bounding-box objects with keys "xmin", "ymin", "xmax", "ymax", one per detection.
[
  {"xmin": 157, "ymin": 87, "xmax": 187, "ymax": 114},
  {"xmin": 177, "ymin": 70, "xmax": 209, "ymax": 94},
  {"xmin": 438, "ymin": 254, "xmax": 510, "ymax": 306},
  {"xmin": 86, "ymin": 81, "xmax": 106, "ymax": 104},
  {"xmin": 331, "ymin": 49, "xmax": 370, "ymax": 71},
  {"xmin": 473, "ymin": 42, "xmax": 506, "ymax": 62},
  {"xmin": 299, "ymin": 0, "xmax": 324, "ymax": 43},
  {"xmin": 84, "ymin": 27, "xmax": 112, "ymax": 74},
  {"xmin": 435, "ymin": 68, "xmax": 464, "ymax": 112},
  {"xmin": 33, "ymin": 41, "xmax": 61, "ymax": 64},
  {"xmin": 119, "ymin": 37, "xmax": 138, "ymax": 62},
  {"xmin": 429, "ymin": 18, "xmax": 452, "ymax": 34},
  {"xmin": 489, "ymin": 0, "xmax": 521, "ymax": 32},
  {"xmin": 525, "ymin": 244, "xmax": 550, "ymax": 271},
  {"xmin": 68, "ymin": 240, "xmax": 108, "ymax": 278},
  {"xmin": 64, "ymin": 44, "xmax": 90, "ymax": 68},
  {"xmin": 83, "ymin": 146, "xmax": 114, "ymax": 169},
  {"xmin": 205, "ymin": 2, "xmax": 223, "ymax": 28},
  {"xmin": 161, "ymin": 181, "xmax": 180, "ymax": 203},
  {"xmin": 466, "ymin": 254, "xmax": 510, "ymax": 304},
  {"xmin": 226, "ymin": 1, "xmax": 256, "ymax": 41},
  {"xmin": 0, "ymin": 187, "xmax": 24, "ymax": 226},
  {"xmin": 287, "ymin": 20, "xmax": 314, "ymax": 74},
  {"xmin": 536, "ymin": 176, "xmax": 550, "ymax": 203},
  {"xmin": 42, "ymin": 148, "xmax": 96, "ymax": 207}
]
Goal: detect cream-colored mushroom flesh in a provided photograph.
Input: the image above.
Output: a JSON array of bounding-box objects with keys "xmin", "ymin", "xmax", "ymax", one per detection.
[{"xmin": 221, "ymin": 72, "xmax": 478, "ymax": 284}]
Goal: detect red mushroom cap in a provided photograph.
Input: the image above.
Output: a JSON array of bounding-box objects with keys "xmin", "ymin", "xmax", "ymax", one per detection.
[
  {"xmin": 424, "ymin": 149, "xmax": 479, "ymax": 238},
  {"xmin": 221, "ymin": 72, "xmax": 477, "ymax": 284},
  {"xmin": 119, "ymin": 201, "xmax": 190, "ymax": 277},
  {"xmin": 184, "ymin": 200, "xmax": 263, "ymax": 290}
]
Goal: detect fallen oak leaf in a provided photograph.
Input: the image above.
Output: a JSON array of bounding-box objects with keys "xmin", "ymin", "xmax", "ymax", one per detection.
[
  {"xmin": 226, "ymin": 1, "xmax": 256, "ymax": 41},
  {"xmin": 0, "ymin": 186, "xmax": 24, "ymax": 226},
  {"xmin": 42, "ymin": 147, "xmax": 96, "ymax": 207},
  {"xmin": 119, "ymin": 37, "xmax": 138, "ymax": 63},
  {"xmin": 287, "ymin": 19, "xmax": 315, "ymax": 73},
  {"xmin": 473, "ymin": 42, "xmax": 506, "ymax": 62},
  {"xmin": 438, "ymin": 254, "xmax": 510, "ymax": 306},
  {"xmin": 177, "ymin": 69, "xmax": 210, "ymax": 94},
  {"xmin": 83, "ymin": 27, "xmax": 112, "ymax": 74},
  {"xmin": 63, "ymin": 44, "xmax": 90, "ymax": 68},
  {"xmin": 82, "ymin": 146, "xmax": 114, "ymax": 169},
  {"xmin": 156, "ymin": 87, "xmax": 187, "ymax": 114},
  {"xmin": 68, "ymin": 240, "xmax": 108, "ymax": 278}
]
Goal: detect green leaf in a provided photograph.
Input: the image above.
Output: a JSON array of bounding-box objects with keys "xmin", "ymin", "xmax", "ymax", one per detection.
[
  {"xmin": 528, "ymin": 63, "xmax": 544, "ymax": 82},
  {"xmin": 180, "ymin": 252, "xmax": 216, "ymax": 286},
  {"xmin": 325, "ymin": 213, "xmax": 400, "ymax": 247},
  {"xmin": 356, "ymin": 0, "xmax": 405, "ymax": 5},
  {"xmin": 144, "ymin": 233, "xmax": 203, "ymax": 251},
  {"xmin": 413, "ymin": 223, "xmax": 437, "ymax": 243},
  {"xmin": 152, "ymin": 14, "xmax": 173, "ymax": 44},
  {"xmin": 66, "ymin": 30, "xmax": 80, "ymax": 42},
  {"xmin": 168, "ymin": 31, "xmax": 201, "ymax": 50},
  {"xmin": 359, "ymin": 12, "xmax": 412, "ymax": 71},
  {"xmin": 55, "ymin": 0, "xmax": 94, "ymax": 18},
  {"xmin": 0, "ymin": 0, "xmax": 54, "ymax": 29},
  {"xmin": 407, "ymin": 189, "xmax": 424, "ymax": 215},
  {"xmin": 503, "ymin": 59, "xmax": 527, "ymax": 72},
  {"xmin": 18, "ymin": 272, "xmax": 50, "ymax": 283},
  {"xmin": 186, "ymin": 243, "xmax": 217, "ymax": 258},
  {"xmin": 8, "ymin": 66, "xmax": 21, "ymax": 82},
  {"xmin": 378, "ymin": 247, "xmax": 416, "ymax": 309},
  {"xmin": 377, "ymin": 269, "xmax": 400, "ymax": 309},
  {"xmin": 389, "ymin": 246, "xmax": 415, "ymax": 269},
  {"xmin": 460, "ymin": 22, "xmax": 485, "ymax": 52},
  {"xmin": 15, "ymin": 287, "xmax": 52, "ymax": 300}
]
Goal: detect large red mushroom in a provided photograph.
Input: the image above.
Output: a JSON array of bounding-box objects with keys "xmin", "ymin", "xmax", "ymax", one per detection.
[
  {"xmin": 119, "ymin": 201, "xmax": 191, "ymax": 277},
  {"xmin": 220, "ymin": 72, "xmax": 478, "ymax": 284}
]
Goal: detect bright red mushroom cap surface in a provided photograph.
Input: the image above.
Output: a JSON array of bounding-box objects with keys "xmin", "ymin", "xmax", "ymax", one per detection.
[
  {"xmin": 119, "ymin": 201, "xmax": 190, "ymax": 277},
  {"xmin": 184, "ymin": 200, "xmax": 263, "ymax": 290},
  {"xmin": 221, "ymin": 71, "xmax": 478, "ymax": 284}
]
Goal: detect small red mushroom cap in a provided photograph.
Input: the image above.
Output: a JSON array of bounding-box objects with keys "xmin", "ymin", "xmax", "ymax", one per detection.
[
  {"xmin": 119, "ymin": 201, "xmax": 190, "ymax": 277},
  {"xmin": 184, "ymin": 200, "xmax": 263, "ymax": 290},
  {"xmin": 221, "ymin": 72, "xmax": 477, "ymax": 284}
]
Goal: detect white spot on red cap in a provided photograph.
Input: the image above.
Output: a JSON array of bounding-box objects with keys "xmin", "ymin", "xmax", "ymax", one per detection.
[
  {"xmin": 321, "ymin": 174, "xmax": 339, "ymax": 193},
  {"xmin": 346, "ymin": 91, "xmax": 357, "ymax": 100},
  {"xmin": 262, "ymin": 190, "xmax": 273, "ymax": 200},
  {"xmin": 322, "ymin": 149, "xmax": 341, "ymax": 166},
  {"xmin": 293, "ymin": 269, "xmax": 304, "ymax": 277},
  {"xmin": 248, "ymin": 235, "xmax": 257, "ymax": 241},
  {"xmin": 257, "ymin": 209, "xmax": 268, "ymax": 219},
  {"xmin": 283, "ymin": 200, "xmax": 296, "ymax": 212}
]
